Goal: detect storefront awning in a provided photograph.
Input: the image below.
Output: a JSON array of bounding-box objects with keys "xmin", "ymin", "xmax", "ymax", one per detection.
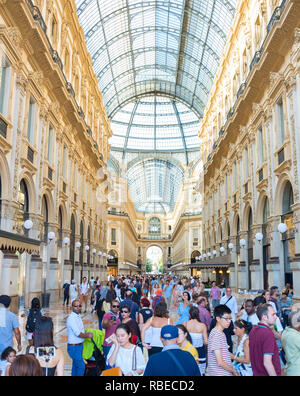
[{"xmin": 0, "ymin": 230, "xmax": 41, "ymax": 255}]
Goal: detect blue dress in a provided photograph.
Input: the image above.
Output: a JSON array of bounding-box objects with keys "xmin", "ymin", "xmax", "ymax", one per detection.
[{"xmin": 176, "ymin": 303, "xmax": 190, "ymax": 325}]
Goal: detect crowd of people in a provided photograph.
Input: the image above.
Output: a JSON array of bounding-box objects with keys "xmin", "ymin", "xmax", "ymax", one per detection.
[{"xmin": 0, "ymin": 274, "xmax": 299, "ymax": 376}]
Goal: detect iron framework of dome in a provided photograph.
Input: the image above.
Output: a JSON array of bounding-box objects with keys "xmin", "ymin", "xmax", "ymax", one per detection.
[{"xmin": 76, "ymin": 0, "xmax": 237, "ymax": 119}]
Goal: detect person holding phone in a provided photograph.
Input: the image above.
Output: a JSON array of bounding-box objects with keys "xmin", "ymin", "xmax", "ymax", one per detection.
[
  {"xmin": 102, "ymin": 300, "xmax": 121, "ymax": 359},
  {"xmin": 27, "ymin": 317, "xmax": 64, "ymax": 376}
]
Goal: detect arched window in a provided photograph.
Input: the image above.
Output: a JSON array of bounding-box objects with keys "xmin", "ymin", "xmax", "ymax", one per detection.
[
  {"xmin": 19, "ymin": 180, "xmax": 29, "ymax": 214},
  {"xmin": 282, "ymin": 182, "xmax": 294, "ymax": 214},
  {"xmin": 70, "ymin": 214, "xmax": 76, "ymax": 278},
  {"xmin": 41, "ymin": 195, "xmax": 49, "ymax": 242},
  {"xmin": 263, "ymin": 197, "xmax": 270, "ymax": 224},
  {"xmin": 149, "ymin": 217, "xmax": 161, "ymax": 236},
  {"xmin": 80, "ymin": 221, "xmax": 84, "ymax": 266}
]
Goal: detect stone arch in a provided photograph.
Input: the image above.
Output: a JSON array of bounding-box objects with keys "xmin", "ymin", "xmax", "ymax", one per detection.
[
  {"xmin": 224, "ymin": 218, "xmax": 230, "ymax": 239},
  {"xmin": 217, "ymin": 223, "xmax": 223, "ymax": 243},
  {"xmin": 0, "ymin": 151, "xmax": 10, "ymax": 200},
  {"xmin": 58, "ymin": 201, "xmax": 68, "ymax": 230},
  {"xmin": 40, "ymin": 189, "xmax": 55, "ymax": 223},
  {"xmin": 257, "ymin": 192, "xmax": 269, "ymax": 224},
  {"xmin": 232, "ymin": 212, "xmax": 240, "ymax": 236},
  {"xmin": 19, "ymin": 172, "xmax": 36, "ymax": 212},
  {"xmin": 242, "ymin": 203, "xmax": 253, "ymax": 231},
  {"xmin": 274, "ymin": 174, "xmax": 294, "ymax": 216}
]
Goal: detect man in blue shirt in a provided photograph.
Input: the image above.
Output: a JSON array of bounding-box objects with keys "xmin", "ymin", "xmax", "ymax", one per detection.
[
  {"xmin": 144, "ymin": 325, "xmax": 200, "ymax": 376},
  {"xmin": 0, "ymin": 295, "xmax": 21, "ymax": 355}
]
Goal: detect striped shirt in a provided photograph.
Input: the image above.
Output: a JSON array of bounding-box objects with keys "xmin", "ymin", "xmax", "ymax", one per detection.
[{"xmin": 208, "ymin": 327, "xmax": 233, "ymax": 376}]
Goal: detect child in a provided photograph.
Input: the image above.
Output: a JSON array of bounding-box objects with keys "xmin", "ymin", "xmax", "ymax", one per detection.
[{"xmin": 0, "ymin": 347, "xmax": 16, "ymax": 376}]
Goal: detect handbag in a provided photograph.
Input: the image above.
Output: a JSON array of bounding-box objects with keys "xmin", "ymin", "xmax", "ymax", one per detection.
[{"xmin": 101, "ymin": 367, "xmax": 122, "ymax": 376}]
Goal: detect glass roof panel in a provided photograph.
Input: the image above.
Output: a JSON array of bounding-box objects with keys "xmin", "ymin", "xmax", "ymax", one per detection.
[
  {"xmin": 76, "ymin": 0, "xmax": 237, "ymax": 118},
  {"xmin": 110, "ymin": 96, "xmax": 201, "ymax": 154}
]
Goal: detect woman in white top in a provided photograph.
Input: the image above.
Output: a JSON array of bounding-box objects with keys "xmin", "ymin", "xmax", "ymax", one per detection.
[
  {"xmin": 107, "ymin": 324, "xmax": 146, "ymax": 376},
  {"xmin": 69, "ymin": 280, "xmax": 78, "ymax": 304},
  {"xmin": 79, "ymin": 277, "xmax": 90, "ymax": 313},
  {"xmin": 141, "ymin": 301, "xmax": 173, "ymax": 358},
  {"xmin": 231, "ymin": 319, "xmax": 253, "ymax": 376},
  {"xmin": 183, "ymin": 306, "xmax": 208, "ymax": 376}
]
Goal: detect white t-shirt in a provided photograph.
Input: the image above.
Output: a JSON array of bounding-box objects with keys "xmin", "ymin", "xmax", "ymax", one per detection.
[
  {"xmin": 107, "ymin": 344, "xmax": 146, "ymax": 376},
  {"xmin": 80, "ymin": 282, "xmax": 89, "ymax": 295},
  {"xmin": 240, "ymin": 310, "xmax": 283, "ymax": 332},
  {"xmin": 220, "ymin": 295, "xmax": 238, "ymax": 322}
]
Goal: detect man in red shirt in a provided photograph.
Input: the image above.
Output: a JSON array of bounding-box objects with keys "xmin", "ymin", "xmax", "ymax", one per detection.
[{"xmin": 249, "ymin": 304, "xmax": 281, "ymax": 376}]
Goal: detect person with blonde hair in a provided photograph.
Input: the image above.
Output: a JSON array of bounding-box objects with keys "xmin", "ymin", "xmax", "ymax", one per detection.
[{"xmin": 281, "ymin": 310, "xmax": 300, "ymax": 376}]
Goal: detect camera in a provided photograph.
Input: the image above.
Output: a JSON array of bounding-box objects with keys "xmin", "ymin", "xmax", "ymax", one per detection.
[{"xmin": 36, "ymin": 347, "xmax": 56, "ymax": 359}]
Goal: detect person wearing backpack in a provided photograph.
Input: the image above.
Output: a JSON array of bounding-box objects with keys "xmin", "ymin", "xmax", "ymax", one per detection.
[{"xmin": 21, "ymin": 298, "xmax": 44, "ymax": 346}]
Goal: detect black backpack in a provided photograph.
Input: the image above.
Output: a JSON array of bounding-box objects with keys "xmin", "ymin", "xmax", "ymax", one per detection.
[{"xmin": 26, "ymin": 309, "xmax": 42, "ymax": 333}]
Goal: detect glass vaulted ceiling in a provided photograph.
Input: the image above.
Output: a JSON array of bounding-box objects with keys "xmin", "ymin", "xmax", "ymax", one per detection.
[{"xmin": 76, "ymin": 0, "xmax": 238, "ymax": 119}]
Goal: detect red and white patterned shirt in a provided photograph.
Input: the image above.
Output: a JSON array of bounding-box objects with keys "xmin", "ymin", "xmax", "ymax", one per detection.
[{"xmin": 208, "ymin": 327, "xmax": 233, "ymax": 376}]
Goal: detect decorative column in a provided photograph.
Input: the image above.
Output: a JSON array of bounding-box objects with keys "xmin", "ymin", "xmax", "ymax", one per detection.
[
  {"xmin": 267, "ymin": 216, "xmax": 282, "ymax": 288},
  {"xmin": 74, "ymin": 236, "xmax": 82, "ymax": 284},
  {"xmin": 27, "ymin": 254, "xmax": 43, "ymax": 307},
  {"xmin": 238, "ymin": 231, "xmax": 248, "ymax": 290},
  {"xmin": 251, "ymin": 225, "xmax": 264, "ymax": 290}
]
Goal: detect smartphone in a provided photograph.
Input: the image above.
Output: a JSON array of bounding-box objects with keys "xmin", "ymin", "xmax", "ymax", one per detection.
[{"xmin": 36, "ymin": 347, "xmax": 56, "ymax": 358}]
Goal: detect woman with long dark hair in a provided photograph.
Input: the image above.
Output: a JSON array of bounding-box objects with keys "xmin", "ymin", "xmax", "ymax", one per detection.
[
  {"xmin": 27, "ymin": 316, "xmax": 64, "ymax": 376},
  {"xmin": 21, "ymin": 297, "xmax": 45, "ymax": 347},
  {"xmin": 183, "ymin": 306, "xmax": 208, "ymax": 375}
]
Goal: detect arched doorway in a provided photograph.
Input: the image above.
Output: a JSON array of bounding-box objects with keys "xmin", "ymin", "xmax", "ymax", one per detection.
[
  {"xmin": 191, "ymin": 250, "xmax": 200, "ymax": 264},
  {"xmin": 146, "ymin": 246, "xmax": 163, "ymax": 274},
  {"xmin": 108, "ymin": 250, "xmax": 118, "ymax": 277},
  {"xmin": 282, "ymin": 181, "xmax": 294, "ymax": 286},
  {"xmin": 41, "ymin": 195, "xmax": 49, "ymax": 242}
]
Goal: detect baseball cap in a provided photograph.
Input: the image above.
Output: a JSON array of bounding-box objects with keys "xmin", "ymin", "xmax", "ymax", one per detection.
[{"xmin": 161, "ymin": 325, "xmax": 179, "ymax": 340}]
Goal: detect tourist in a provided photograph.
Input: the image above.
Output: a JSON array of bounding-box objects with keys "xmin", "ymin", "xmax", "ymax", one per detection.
[
  {"xmin": 183, "ymin": 306, "xmax": 208, "ymax": 376},
  {"xmin": 163, "ymin": 281, "xmax": 173, "ymax": 308},
  {"xmin": 27, "ymin": 316, "xmax": 64, "ymax": 376},
  {"xmin": 143, "ymin": 325, "xmax": 201, "ymax": 376},
  {"xmin": 0, "ymin": 295, "xmax": 21, "ymax": 355},
  {"xmin": 210, "ymin": 281, "xmax": 221, "ymax": 310},
  {"xmin": 137, "ymin": 297, "xmax": 153, "ymax": 337},
  {"xmin": 152, "ymin": 288, "xmax": 166, "ymax": 310},
  {"xmin": 93, "ymin": 286, "xmax": 105, "ymax": 330},
  {"xmin": 69, "ymin": 280, "xmax": 79, "ymax": 305},
  {"xmin": 249, "ymin": 303, "xmax": 281, "ymax": 376},
  {"xmin": 141, "ymin": 301, "xmax": 173, "ymax": 357},
  {"xmin": 207, "ymin": 305, "xmax": 237, "ymax": 376},
  {"xmin": 79, "ymin": 277, "xmax": 90, "ymax": 313},
  {"xmin": 220, "ymin": 288, "xmax": 238, "ymax": 322},
  {"xmin": 281, "ymin": 310, "xmax": 300, "ymax": 376},
  {"xmin": 237, "ymin": 299, "xmax": 257, "ymax": 325},
  {"xmin": 119, "ymin": 289, "xmax": 139, "ymax": 321},
  {"xmin": 175, "ymin": 291, "xmax": 191, "ymax": 325},
  {"xmin": 176, "ymin": 324, "xmax": 199, "ymax": 362},
  {"xmin": 21, "ymin": 297, "xmax": 44, "ymax": 347},
  {"xmin": 101, "ymin": 300, "xmax": 121, "ymax": 359},
  {"xmin": 107, "ymin": 324, "xmax": 146, "ymax": 376},
  {"xmin": 120, "ymin": 305, "xmax": 141, "ymax": 345},
  {"xmin": 231, "ymin": 319, "xmax": 253, "ymax": 376},
  {"xmin": 66, "ymin": 300, "xmax": 94, "ymax": 376},
  {"xmin": 198, "ymin": 297, "xmax": 211, "ymax": 330},
  {"xmin": 62, "ymin": 280, "xmax": 70, "ymax": 307},
  {"xmin": 0, "ymin": 347, "xmax": 16, "ymax": 376},
  {"xmin": 9, "ymin": 354, "xmax": 43, "ymax": 377},
  {"xmin": 280, "ymin": 293, "xmax": 293, "ymax": 328}
]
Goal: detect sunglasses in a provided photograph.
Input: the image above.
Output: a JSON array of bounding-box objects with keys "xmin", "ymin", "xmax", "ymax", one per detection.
[
  {"xmin": 73, "ymin": 305, "xmax": 82, "ymax": 308},
  {"xmin": 112, "ymin": 305, "xmax": 120, "ymax": 308},
  {"xmin": 121, "ymin": 310, "xmax": 129, "ymax": 313}
]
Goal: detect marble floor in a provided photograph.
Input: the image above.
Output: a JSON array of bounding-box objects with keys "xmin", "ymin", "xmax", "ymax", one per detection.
[{"xmin": 13, "ymin": 300, "xmax": 181, "ymax": 376}]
